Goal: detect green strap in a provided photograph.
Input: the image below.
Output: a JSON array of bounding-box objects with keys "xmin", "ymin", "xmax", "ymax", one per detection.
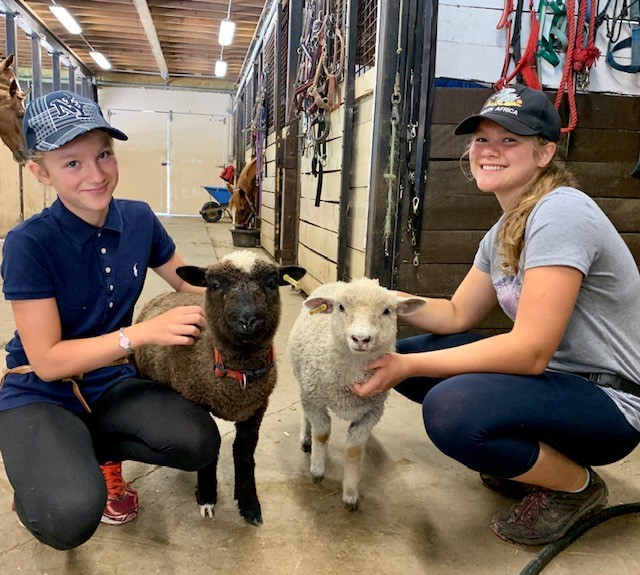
[{"xmin": 537, "ymin": 0, "xmax": 568, "ymax": 67}]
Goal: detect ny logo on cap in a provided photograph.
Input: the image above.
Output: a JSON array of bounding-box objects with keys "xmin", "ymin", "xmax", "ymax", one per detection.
[{"xmin": 50, "ymin": 97, "xmax": 91, "ymax": 119}]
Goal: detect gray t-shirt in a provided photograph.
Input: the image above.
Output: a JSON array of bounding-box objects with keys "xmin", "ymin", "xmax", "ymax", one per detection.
[{"xmin": 474, "ymin": 187, "xmax": 640, "ymax": 431}]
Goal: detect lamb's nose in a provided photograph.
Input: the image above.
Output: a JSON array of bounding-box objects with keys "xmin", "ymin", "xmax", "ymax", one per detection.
[
  {"xmin": 351, "ymin": 335, "xmax": 371, "ymax": 345},
  {"xmin": 238, "ymin": 313, "xmax": 261, "ymax": 332}
]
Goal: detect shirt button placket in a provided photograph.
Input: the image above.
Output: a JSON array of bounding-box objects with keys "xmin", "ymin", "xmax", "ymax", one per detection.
[{"xmin": 101, "ymin": 244, "xmax": 114, "ymax": 311}]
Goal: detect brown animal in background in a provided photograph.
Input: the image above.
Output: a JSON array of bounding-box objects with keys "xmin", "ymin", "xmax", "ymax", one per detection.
[
  {"xmin": 0, "ymin": 54, "xmax": 28, "ymax": 163},
  {"xmin": 227, "ymin": 157, "xmax": 258, "ymax": 229}
]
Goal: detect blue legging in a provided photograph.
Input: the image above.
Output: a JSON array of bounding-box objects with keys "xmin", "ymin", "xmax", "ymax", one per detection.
[
  {"xmin": 395, "ymin": 333, "xmax": 640, "ymax": 478},
  {"xmin": 0, "ymin": 378, "xmax": 220, "ymax": 550}
]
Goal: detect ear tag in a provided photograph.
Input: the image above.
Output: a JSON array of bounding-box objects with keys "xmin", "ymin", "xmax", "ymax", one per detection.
[
  {"xmin": 309, "ymin": 303, "xmax": 328, "ymax": 315},
  {"xmin": 283, "ymin": 273, "xmax": 301, "ymax": 289}
]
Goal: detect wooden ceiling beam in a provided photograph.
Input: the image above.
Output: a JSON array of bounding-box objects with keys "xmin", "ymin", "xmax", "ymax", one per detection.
[{"xmin": 132, "ymin": 0, "xmax": 169, "ymax": 82}]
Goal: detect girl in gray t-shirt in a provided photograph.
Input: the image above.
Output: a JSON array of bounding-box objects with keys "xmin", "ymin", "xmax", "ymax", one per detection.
[{"xmin": 351, "ymin": 85, "xmax": 640, "ymax": 547}]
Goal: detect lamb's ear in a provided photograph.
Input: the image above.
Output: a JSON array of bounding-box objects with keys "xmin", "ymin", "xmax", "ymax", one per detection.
[
  {"xmin": 278, "ymin": 265, "xmax": 307, "ymax": 286},
  {"xmin": 176, "ymin": 265, "xmax": 207, "ymax": 287},
  {"xmin": 396, "ymin": 296, "xmax": 427, "ymax": 316},
  {"xmin": 303, "ymin": 297, "xmax": 334, "ymax": 314}
]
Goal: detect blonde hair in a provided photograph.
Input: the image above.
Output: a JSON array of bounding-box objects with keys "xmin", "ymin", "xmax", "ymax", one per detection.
[{"xmin": 497, "ymin": 137, "xmax": 577, "ymax": 275}]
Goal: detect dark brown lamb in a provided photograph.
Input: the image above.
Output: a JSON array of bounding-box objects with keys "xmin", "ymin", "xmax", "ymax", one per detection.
[{"xmin": 134, "ymin": 250, "xmax": 305, "ymax": 525}]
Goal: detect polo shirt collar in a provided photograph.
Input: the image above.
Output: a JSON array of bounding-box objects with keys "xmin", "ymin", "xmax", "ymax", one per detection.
[{"xmin": 51, "ymin": 198, "xmax": 124, "ymax": 244}]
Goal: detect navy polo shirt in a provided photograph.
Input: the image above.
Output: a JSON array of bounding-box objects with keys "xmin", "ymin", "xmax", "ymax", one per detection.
[{"xmin": 1, "ymin": 197, "xmax": 176, "ymax": 413}]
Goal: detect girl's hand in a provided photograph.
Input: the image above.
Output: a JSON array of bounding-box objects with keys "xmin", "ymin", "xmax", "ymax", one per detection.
[
  {"xmin": 134, "ymin": 305, "xmax": 205, "ymax": 348},
  {"xmin": 351, "ymin": 353, "xmax": 413, "ymax": 398}
]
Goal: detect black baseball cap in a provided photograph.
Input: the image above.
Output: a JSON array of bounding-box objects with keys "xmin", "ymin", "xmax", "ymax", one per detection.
[
  {"xmin": 23, "ymin": 90, "xmax": 128, "ymax": 154},
  {"xmin": 454, "ymin": 84, "xmax": 561, "ymax": 142}
]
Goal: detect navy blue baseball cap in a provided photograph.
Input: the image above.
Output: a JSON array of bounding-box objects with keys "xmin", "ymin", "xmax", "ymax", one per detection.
[
  {"xmin": 455, "ymin": 84, "xmax": 561, "ymax": 142},
  {"xmin": 23, "ymin": 90, "xmax": 127, "ymax": 154}
]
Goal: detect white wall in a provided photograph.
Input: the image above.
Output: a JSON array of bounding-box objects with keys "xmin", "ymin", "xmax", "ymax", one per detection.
[
  {"xmin": 437, "ymin": 1, "xmax": 640, "ymax": 95},
  {"xmin": 99, "ymin": 86, "xmax": 233, "ymax": 117},
  {"xmin": 99, "ymin": 86, "xmax": 233, "ymax": 172},
  {"xmin": 99, "ymin": 86, "xmax": 234, "ymax": 216}
]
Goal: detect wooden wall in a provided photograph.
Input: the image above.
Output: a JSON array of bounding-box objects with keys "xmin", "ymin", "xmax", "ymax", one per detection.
[
  {"xmin": 260, "ymin": 130, "xmax": 277, "ymax": 256},
  {"xmin": 397, "ymin": 87, "xmax": 640, "ymax": 338},
  {"xmin": 294, "ymin": 71, "xmax": 375, "ymax": 293},
  {"xmin": 345, "ymin": 71, "xmax": 375, "ymax": 281},
  {"xmin": 0, "ymin": 146, "xmax": 53, "ymax": 237}
]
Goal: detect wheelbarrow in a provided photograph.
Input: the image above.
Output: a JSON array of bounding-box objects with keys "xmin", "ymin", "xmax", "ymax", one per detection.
[{"xmin": 200, "ymin": 186, "xmax": 232, "ymax": 223}]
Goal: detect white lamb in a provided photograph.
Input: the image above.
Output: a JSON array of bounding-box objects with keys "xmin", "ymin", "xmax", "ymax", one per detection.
[{"xmin": 288, "ymin": 278, "xmax": 426, "ymax": 510}]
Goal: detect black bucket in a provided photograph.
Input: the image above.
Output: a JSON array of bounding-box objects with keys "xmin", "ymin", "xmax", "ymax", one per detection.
[{"xmin": 230, "ymin": 228, "xmax": 260, "ymax": 247}]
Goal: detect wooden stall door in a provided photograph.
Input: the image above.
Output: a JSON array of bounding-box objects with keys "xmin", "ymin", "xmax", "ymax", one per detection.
[
  {"xmin": 169, "ymin": 113, "xmax": 227, "ymax": 216},
  {"xmin": 107, "ymin": 109, "xmax": 169, "ymax": 213}
]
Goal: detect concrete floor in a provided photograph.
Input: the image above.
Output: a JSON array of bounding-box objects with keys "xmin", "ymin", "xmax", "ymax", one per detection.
[{"xmin": 1, "ymin": 215, "xmax": 639, "ymax": 575}]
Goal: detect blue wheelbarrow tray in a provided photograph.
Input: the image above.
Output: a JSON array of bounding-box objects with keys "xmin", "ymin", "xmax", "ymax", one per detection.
[{"xmin": 200, "ymin": 186, "xmax": 232, "ymax": 222}]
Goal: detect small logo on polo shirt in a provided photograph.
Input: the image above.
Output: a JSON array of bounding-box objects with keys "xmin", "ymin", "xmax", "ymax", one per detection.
[{"xmin": 133, "ymin": 263, "xmax": 138, "ymax": 277}]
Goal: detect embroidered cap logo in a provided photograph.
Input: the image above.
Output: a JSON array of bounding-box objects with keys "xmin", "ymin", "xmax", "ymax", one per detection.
[
  {"xmin": 481, "ymin": 88, "xmax": 524, "ymax": 118},
  {"xmin": 50, "ymin": 96, "xmax": 91, "ymax": 120},
  {"xmin": 485, "ymin": 88, "xmax": 523, "ymax": 108}
]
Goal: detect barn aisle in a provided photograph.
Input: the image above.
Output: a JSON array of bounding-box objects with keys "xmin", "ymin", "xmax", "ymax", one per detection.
[{"xmin": 1, "ymin": 216, "xmax": 639, "ymax": 575}]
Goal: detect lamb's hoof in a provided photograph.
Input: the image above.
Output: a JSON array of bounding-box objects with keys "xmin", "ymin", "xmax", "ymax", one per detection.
[
  {"xmin": 343, "ymin": 496, "xmax": 359, "ymax": 512},
  {"xmin": 240, "ymin": 508, "xmax": 263, "ymax": 526},
  {"xmin": 199, "ymin": 503, "xmax": 216, "ymax": 519},
  {"xmin": 312, "ymin": 473, "xmax": 323, "ymax": 484},
  {"xmin": 301, "ymin": 440, "xmax": 312, "ymax": 453}
]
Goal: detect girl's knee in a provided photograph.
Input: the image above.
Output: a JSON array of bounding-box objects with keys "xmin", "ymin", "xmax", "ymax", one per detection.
[
  {"xmin": 422, "ymin": 376, "xmax": 487, "ymax": 453},
  {"xmin": 22, "ymin": 491, "xmax": 104, "ymax": 550},
  {"xmin": 172, "ymin": 418, "xmax": 221, "ymax": 471}
]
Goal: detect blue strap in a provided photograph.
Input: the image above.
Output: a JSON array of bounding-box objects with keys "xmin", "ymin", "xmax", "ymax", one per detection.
[{"xmin": 606, "ymin": 27, "xmax": 640, "ymax": 73}]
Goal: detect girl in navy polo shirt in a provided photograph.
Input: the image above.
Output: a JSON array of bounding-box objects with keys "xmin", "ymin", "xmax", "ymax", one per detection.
[{"xmin": 0, "ymin": 91, "xmax": 221, "ymax": 550}]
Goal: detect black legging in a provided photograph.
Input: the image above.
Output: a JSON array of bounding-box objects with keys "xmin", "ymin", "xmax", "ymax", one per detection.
[
  {"xmin": 0, "ymin": 378, "xmax": 220, "ymax": 550},
  {"xmin": 395, "ymin": 333, "xmax": 640, "ymax": 477}
]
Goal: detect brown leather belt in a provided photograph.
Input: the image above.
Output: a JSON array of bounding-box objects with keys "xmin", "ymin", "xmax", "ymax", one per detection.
[{"xmin": 1, "ymin": 359, "xmax": 130, "ymax": 413}]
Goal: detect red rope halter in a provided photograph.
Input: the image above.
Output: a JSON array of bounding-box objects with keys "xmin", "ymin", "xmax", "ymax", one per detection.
[{"xmin": 554, "ymin": 0, "xmax": 601, "ymax": 134}]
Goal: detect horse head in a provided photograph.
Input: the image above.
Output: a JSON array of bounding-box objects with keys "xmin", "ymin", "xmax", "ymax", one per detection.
[
  {"xmin": 228, "ymin": 157, "xmax": 258, "ymax": 229},
  {"xmin": 0, "ymin": 54, "xmax": 29, "ymax": 164}
]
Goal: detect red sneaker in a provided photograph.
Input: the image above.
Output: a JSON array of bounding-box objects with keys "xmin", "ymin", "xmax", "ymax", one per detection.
[
  {"xmin": 11, "ymin": 501, "xmax": 25, "ymax": 529},
  {"xmin": 100, "ymin": 461, "xmax": 139, "ymax": 525}
]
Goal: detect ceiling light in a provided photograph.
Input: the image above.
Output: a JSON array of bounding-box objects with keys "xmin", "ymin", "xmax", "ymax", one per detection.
[
  {"xmin": 90, "ymin": 51, "xmax": 111, "ymax": 70},
  {"xmin": 215, "ymin": 59, "xmax": 228, "ymax": 78},
  {"xmin": 218, "ymin": 19, "xmax": 235, "ymax": 46},
  {"xmin": 49, "ymin": 5, "xmax": 82, "ymax": 35}
]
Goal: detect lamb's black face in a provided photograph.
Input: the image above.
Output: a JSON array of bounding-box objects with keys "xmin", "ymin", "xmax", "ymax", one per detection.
[{"xmin": 204, "ymin": 261, "xmax": 282, "ymax": 346}]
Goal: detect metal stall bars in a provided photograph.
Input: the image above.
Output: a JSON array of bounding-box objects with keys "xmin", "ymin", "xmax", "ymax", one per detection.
[{"xmin": 365, "ymin": 0, "xmax": 439, "ymax": 286}]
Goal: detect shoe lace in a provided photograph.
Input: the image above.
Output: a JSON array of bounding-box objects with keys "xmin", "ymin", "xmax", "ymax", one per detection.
[
  {"xmin": 514, "ymin": 489, "xmax": 549, "ymax": 526},
  {"xmin": 101, "ymin": 461, "xmax": 126, "ymax": 499}
]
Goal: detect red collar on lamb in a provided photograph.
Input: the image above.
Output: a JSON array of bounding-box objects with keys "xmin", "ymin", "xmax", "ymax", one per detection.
[{"xmin": 214, "ymin": 347, "xmax": 275, "ymax": 389}]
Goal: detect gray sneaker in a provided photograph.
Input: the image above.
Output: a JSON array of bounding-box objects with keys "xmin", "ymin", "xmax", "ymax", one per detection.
[{"xmin": 490, "ymin": 469, "xmax": 608, "ymax": 546}]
